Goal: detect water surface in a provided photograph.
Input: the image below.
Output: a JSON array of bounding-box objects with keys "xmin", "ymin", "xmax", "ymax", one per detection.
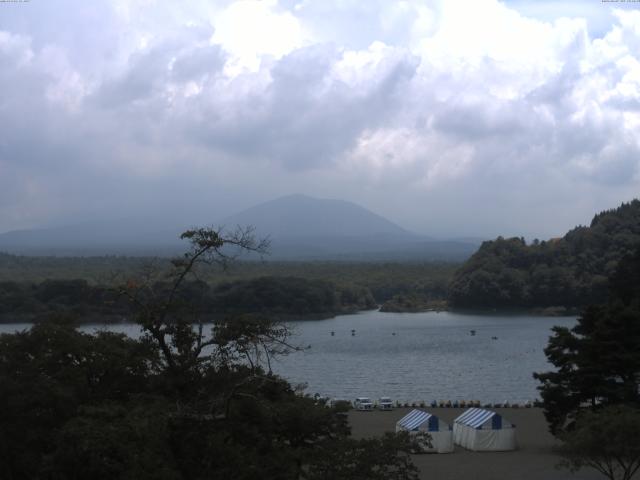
[
  {"xmin": 0, "ymin": 310, "xmax": 574, "ymax": 403},
  {"xmin": 276, "ymin": 310, "xmax": 573, "ymax": 403}
]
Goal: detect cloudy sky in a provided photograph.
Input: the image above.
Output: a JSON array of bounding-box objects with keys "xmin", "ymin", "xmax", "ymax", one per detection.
[{"xmin": 1, "ymin": 0, "xmax": 639, "ymax": 239}]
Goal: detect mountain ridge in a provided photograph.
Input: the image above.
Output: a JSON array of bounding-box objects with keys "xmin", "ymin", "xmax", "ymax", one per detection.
[
  {"xmin": 220, "ymin": 193, "xmax": 416, "ymax": 239},
  {"xmin": 0, "ymin": 194, "xmax": 477, "ymax": 260}
]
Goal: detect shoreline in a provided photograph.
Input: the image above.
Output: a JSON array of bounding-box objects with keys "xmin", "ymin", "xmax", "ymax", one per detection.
[
  {"xmin": 381, "ymin": 304, "xmax": 580, "ymax": 317},
  {"xmin": 348, "ymin": 407, "xmax": 603, "ymax": 480},
  {"xmin": 0, "ymin": 304, "xmax": 581, "ymax": 325},
  {"xmin": 0, "ymin": 307, "xmax": 375, "ymax": 325}
]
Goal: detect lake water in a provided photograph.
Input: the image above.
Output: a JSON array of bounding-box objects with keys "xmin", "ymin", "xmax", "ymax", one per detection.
[{"xmin": 0, "ymin": 310, "xmax": 575, "ymax": 404}]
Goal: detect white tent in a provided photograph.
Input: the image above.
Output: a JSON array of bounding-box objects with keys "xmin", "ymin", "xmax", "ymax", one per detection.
[
  {"xmin": 453, "ymin": 408, "xmax": 516, "ymax": 451},
  {"xmin": 395, "ymin": 409, "xmax": 454, "ymax": 453}
]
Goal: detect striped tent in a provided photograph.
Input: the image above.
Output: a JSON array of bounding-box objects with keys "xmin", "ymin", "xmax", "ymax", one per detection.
[
  {"xmin": 453, "ymin": 408, "xmax": 516, "ymax": 451},
  {"xmin": 395, "ymin": 409, "xmax": 453, "ymax": 453}
]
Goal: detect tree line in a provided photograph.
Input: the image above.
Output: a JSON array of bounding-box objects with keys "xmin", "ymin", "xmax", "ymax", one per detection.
[
  {"xmin": 0, "ymin": 276, "xmax": 377, "ymax": 323},
  {"xmin": 0, "ymin": 227, "xmax": 419, "ymax": 480},
  {"xmin": 534, "ymin": 244, "xmax": 640, "ymax": 480},
  {"xmin": 0, "ymin": 252, "xmax": 459, "ymax": 319},
  {"xmin": 449, "ymin": 200, "xmax": 640, "ymax": 309}
]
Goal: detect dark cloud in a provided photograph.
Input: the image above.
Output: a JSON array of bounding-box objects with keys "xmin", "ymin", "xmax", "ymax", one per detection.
[
  {"xmin": 185, "ymin": 43, "xmax": 419, "ymax": 170},
  {"xmin": 171, "ymin": 44, "xmax": 225, "ymax": 81},
  {"xmin": 0, "ymin": 1, "xmax": 639, "ymax": 238},
  {"xmin": 93, "ymin": 24, "xmax": 222, "ymax": 107}
]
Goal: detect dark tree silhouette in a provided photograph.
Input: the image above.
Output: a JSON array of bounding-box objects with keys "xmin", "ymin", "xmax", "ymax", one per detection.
[
  {"xmin": 0, "ymin": 227, "xmax": 419, "ymax": 480},
  {"xmin": 558, "ymin": 406, "xmax": 640, "ymax": 480},
  {"xmin": 534, "ymin": 246, "xmax": 640, "ymax": 435}
]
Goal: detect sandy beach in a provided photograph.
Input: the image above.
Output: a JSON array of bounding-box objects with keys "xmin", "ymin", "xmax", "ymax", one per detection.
[{"xmin": 348, "ymin": 407, "xmax": 610, "ymax": 480}]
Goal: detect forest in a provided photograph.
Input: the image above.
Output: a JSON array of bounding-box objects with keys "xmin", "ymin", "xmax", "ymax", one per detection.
[
  {"xmin": 532, "ymin": 244, "xmax": 640, "ymax": 480},
  {"xmin": 0, "ymin": 228, "xmax": 419, "ymax": 480},
  {"xmin": 449, "ymin": 200, "xmax": 640, "ymax": 310},
  {"xmin": 3, "ymin": 199, "xmax": 640, "ymax": 319},
  {"xmin": 0, "ymin": 276, "xmax": 378, "ymax": 323},
  {"xmin": 0, "ymin": 256, "xmax": 456, "ymax": 322}
]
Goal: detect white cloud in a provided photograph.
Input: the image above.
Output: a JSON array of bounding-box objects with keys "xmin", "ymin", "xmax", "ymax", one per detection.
[
  {"xmin": 212, "ymin": 0, "xmax": 308, "ymax": 72},
  {"xmin": 343, "ymin": 127, "xmax": 475, "ymax": 188},
  {"xmin": 0, "ymin": 0, "xmax": 640, "ymax": 237},
  {"xmin": 0, "ymin": 31, "xmax": 33, "ymax": 66}
]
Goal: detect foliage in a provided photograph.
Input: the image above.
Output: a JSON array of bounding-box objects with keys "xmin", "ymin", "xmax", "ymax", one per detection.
[
  {"xmin": 379, "ymin": 293, "xmax": 447, "ymax": 313},
  {"xmin": 533, "ymin": 246, "xmax": 640, "ymax": 435},
  {"xmin": 0, "ymin": 227, "xmax": 418, "ymax": 479},
  {"xmin": 0, "ymin": 276, "xmax": 376, "ymax": 323},
  {"xmin": 0, "ymin": 258, "xmax": 455, "ymax": 322},
  {"xmin": 0, "ymin": 252, "xmax": 458, "ymax": 307},
  {"xmin": 0, "ymin": 319, "xmax": 157, "ymax": 479},
  {"xmin": 450, "ymin": 199, "xmax": 640, "ymax": 309},
  {"xmin": 0, "ymin": 279, "xmax": 128, "ymax": 320},
  {"xmin": 49, "ymin": 399, "xmax": 179, "ymax": 480},
  {"xmin": 557, "ymin": 405, "xmax": 640, "ymax": 480},
  {"xmin": 210, "ymin": 276, "xmax": 376, "ymax": 317},
  {"xmin": 305, "ymin": 433, "xmax": 419, "ymax": 480}
]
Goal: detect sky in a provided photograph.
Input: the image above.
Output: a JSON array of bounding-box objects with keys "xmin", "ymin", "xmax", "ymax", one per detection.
[{"xmin": 1, "ymin": 0, "xmax": 639, "ymax": 239}]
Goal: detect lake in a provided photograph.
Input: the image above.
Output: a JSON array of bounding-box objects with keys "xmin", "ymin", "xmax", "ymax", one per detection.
[{"xmin": 0, "ymin": 310, "xmax": 575, "ymax": 404}]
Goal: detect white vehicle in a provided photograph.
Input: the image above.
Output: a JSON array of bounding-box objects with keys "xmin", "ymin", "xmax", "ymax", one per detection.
[
  {"xmin": 378, "ymin": 397, "xmax": 394, "ymax": 410},
  {"xmin": 353, "ymin": 397, "xmax": 374, "ymax": 411}
]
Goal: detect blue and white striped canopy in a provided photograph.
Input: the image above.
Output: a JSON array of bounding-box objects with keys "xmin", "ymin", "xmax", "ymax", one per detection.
[
  {"xmin": 397, "ymin": 409, "xmax": 439, "ymax": 431},
  {"xmin": 454, "ymin": 408, "xmax": 499, "ymax": 429}
]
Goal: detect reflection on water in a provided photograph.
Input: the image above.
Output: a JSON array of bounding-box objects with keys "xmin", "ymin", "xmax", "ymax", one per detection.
[{"xmin": 0, "ymin": 310, "xmax": 575, "ymax": 403}]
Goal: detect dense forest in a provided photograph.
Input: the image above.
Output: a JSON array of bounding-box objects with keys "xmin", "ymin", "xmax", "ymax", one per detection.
[
  {"xmin": 0, "ymin": 276, "xmax": 377, "ymax": 323},
  {"xmin": 449, "ymin": 200, "xmax": 640, "ymax": 309},
  {"xmin": 7, "ymin": 200, "xmax": 639, "ymax": 316},
  {"xmin": 530, "ymin": 245, "xmax": 640, "ymax": 480},
  {"xmin": 534, "ymin": 244, "xmax": 640, "ymax": 434},
  {"xmin": 0, "ymin": 254, "xmax": 456, "ymax": 301},
  {"xmin": 0, "ymin": 228, "xmax": 418, "ymax": 479},
  {"xmin": 0, "ymin": 256, "xmax": 457, "ymax": 320}
]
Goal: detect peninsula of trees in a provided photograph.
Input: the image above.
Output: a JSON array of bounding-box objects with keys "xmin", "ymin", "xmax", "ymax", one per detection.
[{"xmin": 449, "ymin": 200, "xmax": 640, "ymax": 310}]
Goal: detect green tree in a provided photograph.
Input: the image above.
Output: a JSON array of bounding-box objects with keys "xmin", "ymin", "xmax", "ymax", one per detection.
[
  {"xmin": 534, "ymin": 246, "xmax": 640, "ymax": 434},
  {"xmin": 450, "ymin": 199, "xmax": 640, "ymax": 309},
  {"xmin": 558, "ymin": 405, "xmax": 640, "ymax": 480},
  {"xmin": 0, "ymin": 227, "xmax": 419, "ymax": 480},
  {"xmin": 305, "ymin": 433, "xmax": 419, "ymax": 480},
  {"xmin": 0, "ymin": 318, "xmax": 157, "ymax": 479}
]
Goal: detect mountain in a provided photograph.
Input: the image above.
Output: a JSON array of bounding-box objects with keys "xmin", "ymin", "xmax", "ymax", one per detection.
[
  {"xmin": 449, "ymin": 199, "xmax": 640, "ymax": 309},
  {"xmin": 0, "ymin": 218, "xmax": 186, "ymax": 256},
  {"xmin": 220, "ymin": 194, "xmax": 477, "ymax": 261},
  {"xmin": 0, "ymin": 194, "xmax": 479, "ymax": 260},
  {"xmin": 220, "ymin": 194, "xmax": 412, "ymax": 238}
]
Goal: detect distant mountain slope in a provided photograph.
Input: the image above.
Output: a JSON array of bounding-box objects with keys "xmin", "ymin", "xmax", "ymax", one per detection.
[
  {"xmin": 449, "ymin": 199, "xmax": 640, "ymax": 309},
  {"xmin": 0, "ymin": 219, "xmax": 185, "ymax": 256},
  {"xmin": 0, "ymin": 194, "xmax": 479, "ymax": 260},
  {"xmin": 263, "ymin": 237, "xmax": 478, "ymax": 261},
  {"xmin": 221, "ymin": 194, "xmax": 413, "ymax": 238},
  {"xmin": 221, "ymin": 194, "xmax": 477, "ymax": 261}
]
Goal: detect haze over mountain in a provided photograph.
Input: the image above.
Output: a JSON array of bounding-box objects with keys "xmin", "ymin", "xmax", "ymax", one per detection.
[
  {"xmin": 221, "ymin": 194, "xmax": 412, "ymax": 238},
  {"xmin": 0, "ymin": 194, "xmax": 479, "ymax": 260},
  {"xmin": 220, "ymin": 194, "xmax": 478, "ymax": 260},
  {"xmin": 0, "ymin": 218, "xmax": 186, "ymax": 257}
]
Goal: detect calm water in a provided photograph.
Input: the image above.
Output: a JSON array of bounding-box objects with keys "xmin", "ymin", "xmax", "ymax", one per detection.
[{"xmin": 0, "ymin": 311, "xmax": 575, "ymax": 403}]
